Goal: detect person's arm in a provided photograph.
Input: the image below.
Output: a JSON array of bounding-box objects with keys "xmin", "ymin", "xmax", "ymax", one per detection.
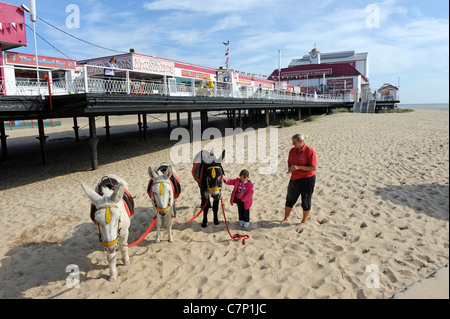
[
  {"xmin": 224, "ymin": 177, "xmax": 237, "ymax": 186},
  {"xmin": 290, "ymin": 149, "xmax": 317, "ymax": 172},
  {"xmin": 289, "ymin": 164, "xmax": 317, "ymax": 172}
]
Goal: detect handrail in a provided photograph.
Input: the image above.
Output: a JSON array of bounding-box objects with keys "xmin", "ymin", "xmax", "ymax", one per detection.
[{"xmin": 0, "ymin": 64, "xmax": 344, "ymax": 103}]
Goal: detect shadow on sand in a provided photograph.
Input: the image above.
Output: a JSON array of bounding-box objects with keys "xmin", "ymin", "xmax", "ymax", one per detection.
[{"xmin": 375, "ymin": 183, "xmax": 449, "ymax": 221}]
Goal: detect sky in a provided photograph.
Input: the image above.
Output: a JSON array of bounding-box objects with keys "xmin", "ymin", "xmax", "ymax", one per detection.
[{"xmin": 2, "ymin": 0, "xmax": 449, "ymax": 104}]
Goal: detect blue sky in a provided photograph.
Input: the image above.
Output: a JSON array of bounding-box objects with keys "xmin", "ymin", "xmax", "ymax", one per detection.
[{"xmin": 3, "ymin": 0, "xmax": 449, "ymax": 103}]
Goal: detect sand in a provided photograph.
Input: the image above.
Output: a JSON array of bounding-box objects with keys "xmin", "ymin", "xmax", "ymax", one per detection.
[{"xmin": 0, "ymin": 108, "xmax": 448, "ymax": 299}]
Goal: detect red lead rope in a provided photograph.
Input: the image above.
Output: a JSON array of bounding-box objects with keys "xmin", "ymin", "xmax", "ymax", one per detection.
[
  {"xmin": 123, "ymin": 216, "xmax": 157, "ymax": 247},
  {"xmin": 221, "ymin": 198, "xmax": 250, "ymax": 245},
  {"xmin": 172, "ymin": 201, "xmax": 208, "ymax": 223},
  {"xmin": 124, "ymin": 199, "xmax": 249, "ymax": 247},
  {"xmin": 124, "ymin": 201, "xmax": 208, "ymax": 247}
]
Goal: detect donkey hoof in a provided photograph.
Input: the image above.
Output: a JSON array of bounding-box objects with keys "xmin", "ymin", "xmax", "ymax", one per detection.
[
  {"xmin": 169, "ymin": 239, "xmax": 174, "ymax": 243},
  {"xmin": 109, "ymin": 276, "xmax": 118, "ymax": 282},
  {"xmin": 214, "ymin": 220, "xmax": 220, "ymax": 225},
  {"xmin": 201, "ymin": 223, "xmax": 208, "ymax": 228}
]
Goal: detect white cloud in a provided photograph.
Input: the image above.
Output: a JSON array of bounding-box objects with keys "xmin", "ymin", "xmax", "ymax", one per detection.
[
  {"xmin": 209, "ymin": 15, "xmax": 248, "ymax": 33},
  {"xmin": 143, "ymin": 0, "xmax": 273, "ymax": 15}
]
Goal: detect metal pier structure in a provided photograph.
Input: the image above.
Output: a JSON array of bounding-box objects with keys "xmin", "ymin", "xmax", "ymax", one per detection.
[
  {"xmin": 1, "ymin": 65, "xmax": 397, "ymax": 170},
  {"xmin": 1, "ymin": 92, "xmax": 349, "ymax": 169}
]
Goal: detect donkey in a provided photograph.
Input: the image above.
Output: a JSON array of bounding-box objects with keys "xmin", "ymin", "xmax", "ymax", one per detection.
[
  {"xmin": 192, "ymin": 150, "xmax": 225, "ymax": 228},
  {"xmin": 148, "ymin": 164, "xmax": 181, "ymax": 243},
  {"xmin": 81, "ymin": 174, "xmax": 133, "ymax": 282}
]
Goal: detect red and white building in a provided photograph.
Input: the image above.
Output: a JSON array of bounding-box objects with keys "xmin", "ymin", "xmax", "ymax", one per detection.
[
  {"xmin": 78, "ymin": 52, "xmax": 274, "ymax": 98},
  {"xmin": 377, "ymin": 83, "xmax": 399, "ymax": 101},
  {"xmin": 1, "ymin": 1, "xmax": 27, "ymax": 95},
  {"xmin": 269, "ymin": 47, "xmax": 372, "ymax": 102}
]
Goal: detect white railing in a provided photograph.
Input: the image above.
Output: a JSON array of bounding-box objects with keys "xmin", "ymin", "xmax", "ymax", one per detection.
[{"xmin": 1, "ymin": 64, "xmax": 343, "ymax": 103}]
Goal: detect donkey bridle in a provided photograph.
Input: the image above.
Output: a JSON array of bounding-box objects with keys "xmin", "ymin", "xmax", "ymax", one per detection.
[
  {"xmin": 207, "ymin": 166, "xmax": 223, "ymax": 192},
  {"xmin": 152, "ymin": 181, "xmax": 173, "ymax": 214},
  {"xmin": 95, "ymin": 205, "xmax": 121, "ymax": 248}
]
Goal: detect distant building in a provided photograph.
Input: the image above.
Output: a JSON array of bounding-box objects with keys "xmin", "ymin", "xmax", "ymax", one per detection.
[
  {"xmin": 377, "ymin": 83, "xmax": 399, "ymax": 101},
  {"xmin": 269, "ymin": 46, "xmax": 372, "ymax": 102},
  {"xmin": 0, "ymin": 2, "xmax": 28, "ymax": 95}
]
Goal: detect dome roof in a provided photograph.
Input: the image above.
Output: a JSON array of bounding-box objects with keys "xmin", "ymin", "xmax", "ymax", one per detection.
[{"xmin": 310, "ymin": 47, "xmax": 320, "ymax": 54}]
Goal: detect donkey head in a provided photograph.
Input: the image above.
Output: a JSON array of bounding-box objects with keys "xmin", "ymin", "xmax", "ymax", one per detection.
[
  {"xmin": 149, "ymin": 165, "xmax": 174, "ymax": 216},
  {"xmin": 81, "ymin": 182, "xmax": 124, "ymax": 253},
  {"xmin": 203, "ymin": 150, "xmax": 225, "ymax": 199}
]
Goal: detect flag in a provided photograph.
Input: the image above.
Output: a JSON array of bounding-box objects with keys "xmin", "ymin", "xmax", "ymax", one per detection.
[{"xmin": 223, "ymin": 41, "xmax": 230, "ymax": 69}]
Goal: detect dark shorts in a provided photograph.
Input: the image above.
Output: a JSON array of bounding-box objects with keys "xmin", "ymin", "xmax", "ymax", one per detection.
[{"xmin": 285, "ymin": 175, "xmax": 316, "ymax": 210}]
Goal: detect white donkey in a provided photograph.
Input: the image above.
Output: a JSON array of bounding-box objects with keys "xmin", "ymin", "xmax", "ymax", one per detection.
[
  {"xmin": 81, "ymin": 174, "xmax": 132, "ymax": 281},
  {"xmin": 148, "ymin": 164, "xmax": 179, "ymax": 243}
]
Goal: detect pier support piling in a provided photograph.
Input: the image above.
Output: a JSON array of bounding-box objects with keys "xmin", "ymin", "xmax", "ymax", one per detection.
[
  {"xmin": 88, "ymin": 116, "xmax": 99, "ymax": 170},
  {"xmin": 137, "ymin": 114, "xmax": 143, "ymax": 134},
  {"xmin": 200, "ymin": 111, "xmax": 208, "ymax": 133},
  {"xmin": 188, "ymin": 111, "xmax": 193, "ymax": 142},
  {"xmin": 36, "ymin": 119, "xmax": 49, "ymax": 165},
  {"xmin": 265, "ymin": 109, "xmax": 270, "ymax": 127},
  {"xmin": 143, "ymin": 113, "xmax": 148, "ymax": 141},
  {"xmin": 0, "ymin": 121, "xmax": 8, "ymax": 160},
  {"xmin": 238, "ymin": 110, "xmax": 243, "ymax": 128},
  {"xmin": 104, "ymin": 116, "xmax": 111, "ymax": 141},
  {"xmin": 72, "ymin": 117, "xmax": 80, "ymax": 142},
  {"xmin": 167, "ymin": 113, "xmax": 171, "ymax": 133}
]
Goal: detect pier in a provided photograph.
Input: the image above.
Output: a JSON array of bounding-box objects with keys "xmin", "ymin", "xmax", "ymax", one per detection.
[
  {"xmin": 0, "ymin": 64, "xmax": 397, "ymax": 170},
  {"xmin": 0, "ymin": 91, "xmax": 351, "ymax": 170}
]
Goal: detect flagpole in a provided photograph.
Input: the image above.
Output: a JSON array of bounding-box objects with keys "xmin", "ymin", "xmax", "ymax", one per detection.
[
  {"xmin": 228, "ymin": 41, "xmax": 230, "ymax": 70},
  {"xmin": 278, "ymin": 50, "xmax": 281, "ymax": 98},
  {"xmin": 224, "ymin": 41, "xmax": 230, "ymax": 70}
]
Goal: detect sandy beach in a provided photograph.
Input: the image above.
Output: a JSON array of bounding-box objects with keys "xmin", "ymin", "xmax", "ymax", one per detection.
[{"xmin": 0, "ymin": 108, "xmax": 448, "ymax": 299}]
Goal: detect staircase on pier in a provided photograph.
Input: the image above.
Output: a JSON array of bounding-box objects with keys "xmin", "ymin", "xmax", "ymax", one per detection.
[{"xmin": 353, "ymin": 100, "xmax": 376, "ymax": 113}]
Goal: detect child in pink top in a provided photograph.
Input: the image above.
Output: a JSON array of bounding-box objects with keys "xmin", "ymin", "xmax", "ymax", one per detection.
[{"xmin": 224, "ymin": 169, "xmax": 254, "ymax": 228}]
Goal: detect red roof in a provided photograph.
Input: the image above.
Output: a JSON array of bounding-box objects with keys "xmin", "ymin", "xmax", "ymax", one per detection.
[
  {"xmin": 269, "ymin": 63, "xmax": 368, "ymax": 82},
  {"xmin": 378, "ymin": 84, "xmax": 399, "ymax": 91}
]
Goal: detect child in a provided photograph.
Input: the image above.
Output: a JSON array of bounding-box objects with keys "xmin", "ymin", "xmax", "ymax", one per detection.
[{"xmin": 224, "ymin": 169, "xmax": 254, "ymax": 228}]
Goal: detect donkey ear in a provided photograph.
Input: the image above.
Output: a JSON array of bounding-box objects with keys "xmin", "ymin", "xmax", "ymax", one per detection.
[
  {"xmin": 81, "ymin": 183, "xmax": 103, "ymax": 205},
  {"xmin": 111, "ymin": 183, "xmax": 125, "ymax": 204},
  {"xmin": 164, "ymin": 165, "xmax": 173, "ymax": 179},
  {"xmin": 148, "ymin": 167, "xmax": 158, "ymax": 180}
]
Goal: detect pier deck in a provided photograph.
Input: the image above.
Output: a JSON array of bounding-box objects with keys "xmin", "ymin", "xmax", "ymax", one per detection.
[{"xmin": 0, "ymin": 93, "xmax": 355, "ymax": 169}]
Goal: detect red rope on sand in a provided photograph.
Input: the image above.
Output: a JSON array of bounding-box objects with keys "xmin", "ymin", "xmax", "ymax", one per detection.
[
  {"xmin": 125, "ymin": 199, "xmax": 249, "ymax": 247},
  {"xmin": 220, "ymin": 197, "xmax": 250, "ymax": 245},
  {"xmin": 172, "ymin": 201, "xmax": 208, "ymax": 223},
  {"xmin": 124, "ymin": 201, "xmax": 208, "ymax": 247},
  {"xmin": 123, "ymin": 216, "xmax": 157, "ymax": 247}
]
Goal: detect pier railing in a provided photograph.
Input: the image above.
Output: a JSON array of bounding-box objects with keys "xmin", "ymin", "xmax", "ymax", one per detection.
[{"xmin": 1, "ymin": 64, "xmax": 343, "ymax": 103}]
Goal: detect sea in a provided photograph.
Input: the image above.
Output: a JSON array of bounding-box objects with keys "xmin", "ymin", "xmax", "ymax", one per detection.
[{"xmin": 398, "ymin": 103, "xmax": 449, "ymax": 109}]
